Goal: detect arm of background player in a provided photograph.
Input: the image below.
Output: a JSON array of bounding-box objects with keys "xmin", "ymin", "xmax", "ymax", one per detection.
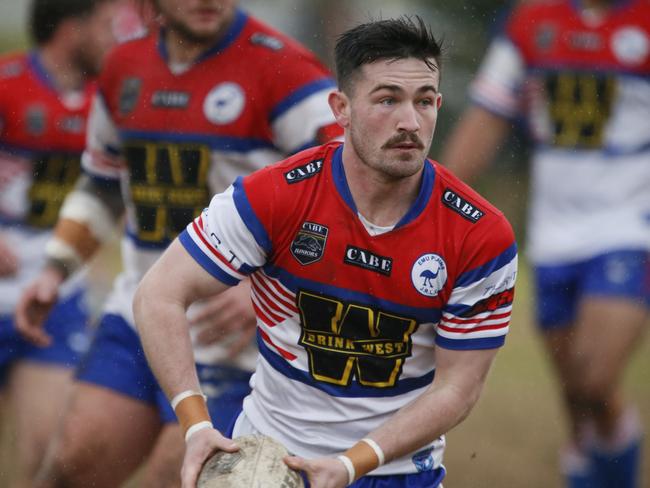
[
  {"xmin": 134, "ymin": 239, "xmax": 241, "ymax": 488},
  {"xmin": 15, "ymin": 92, "xmax": 124, "ymax": 346},
  {"xmin": 441, "ymin": 32, "xmax": 525, "ymax": 183},
  {"xmin": 441, "ymin": 106, "xmax": 511, "ymax": 183}
]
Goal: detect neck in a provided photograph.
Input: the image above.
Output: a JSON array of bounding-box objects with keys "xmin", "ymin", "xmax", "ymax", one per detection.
[
  {"xmin": 37, "ymin": 43, "xmax": 85, "ymax": 92},
  {"xmin": 580, "ymin": 0, "xmax": 612, "ymax": 11},
  {"xmin": 341, "ymin": 143, "xmax": 423, "ymax": 227}
]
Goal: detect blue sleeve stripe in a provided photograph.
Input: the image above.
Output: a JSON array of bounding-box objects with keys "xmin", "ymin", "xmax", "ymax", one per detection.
[
  {"xmin": 179, "ymin": 231, "xmax": 240, "ymax": 286},
  {"xmin": 455, "ymin": 242, "xmax": 518, "ymax": 288},
  {"xmin": 257, "ymin": 333, "xmax": 435, "ymax": 398},
  {"xmin": 232, "ymin": 177, "xmax": 273, "ymax": 254},
  {"xmin": 269, "ymin": 78, "xmax": 336, "ymax": 122},
  {"xmin": 435, "ymin": 335, "xmax": 505, "ymax": 350}
]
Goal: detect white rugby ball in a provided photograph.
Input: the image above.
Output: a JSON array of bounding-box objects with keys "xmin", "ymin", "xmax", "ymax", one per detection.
[{"xmin": 197, "ymin": 434, "xmax": 305, "ymax": 488}]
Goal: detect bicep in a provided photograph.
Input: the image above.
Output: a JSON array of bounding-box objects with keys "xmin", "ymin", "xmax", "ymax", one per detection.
[
  {"xmin": 140, "ymin": 238, "xmax": 232, "ymax": 309},
  {"xmin": 433, "ymin": 345, "xmax": 499, "ymax": 402}
]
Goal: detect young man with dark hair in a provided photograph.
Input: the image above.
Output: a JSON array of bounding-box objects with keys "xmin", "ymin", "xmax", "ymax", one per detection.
[
  {"xmin": 134, "ymin": 16, "xmax": 518, "ymax": 488},
  {"xmin": 0, "ymin": 0, "xmax": 118, "ymax": 485},
  {"xmin": 16, "ymin": 0, "xmax": 341, "ymax": 486}
]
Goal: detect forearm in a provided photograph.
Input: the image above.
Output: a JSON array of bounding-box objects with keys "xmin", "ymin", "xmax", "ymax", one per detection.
[
  {"xmin": 441, "ymin": 106, "xmax": 512, "ymax": 183},
  {"xmin": 339, "ymin": 348, "xmax": 497, "ymax": 481},
  {"xmin": 46, "ymin": 175, "xmax": 123, "ymax": 278}
]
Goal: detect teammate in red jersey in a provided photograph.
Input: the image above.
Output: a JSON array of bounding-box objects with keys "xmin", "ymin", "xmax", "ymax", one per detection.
[
  {"xmin": 16, "ymin": 0, "xmax": 341, "ymax": 486},
  {"xmin": 134, "ymin": 16, "xmax": 518, "ymax": 488},
  {"xmin": 442, "ymin": 1, "xmax": 649, "ymax": 486},
  {"xmin": 0, "ymin": 0, "xmax": 118, "ymax": 485}
]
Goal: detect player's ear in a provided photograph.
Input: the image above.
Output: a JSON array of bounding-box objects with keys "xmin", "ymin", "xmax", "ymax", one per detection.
[
  {"xmin": 328, "ymin": 90, "xmax": 350, "ymax": 129},
  {"xmin": 436, "ymin": 93, "xmax": 442, "ymax": 110}
]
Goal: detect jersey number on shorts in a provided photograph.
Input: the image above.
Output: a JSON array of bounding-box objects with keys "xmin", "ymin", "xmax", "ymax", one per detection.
[
  {"xmin": 125, "ymin": 141, "xmax": 210, "ymax": 244},
  {"xmin": 28, "ymin": 153, "xmax": 81, "ymax": 228},
  {"xmin": 545, "ymin": 72, "xmax": 616, "ymax": 149},
  {"xmin": 297, "ymin": 291, "xmax": 418, "ymax": 388}
]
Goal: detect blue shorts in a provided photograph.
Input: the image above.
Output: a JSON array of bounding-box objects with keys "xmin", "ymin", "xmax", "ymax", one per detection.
[
  {"xmin": 75, "ymin": 313, "xmax": 252, "ymax": 427},
  {"xmin": 0, "ymin": 290, "xmax": 91, "ymax": 386},
  {"xmin": 534, "ymin": 249, "xmax": 650, "ymax": 330}
]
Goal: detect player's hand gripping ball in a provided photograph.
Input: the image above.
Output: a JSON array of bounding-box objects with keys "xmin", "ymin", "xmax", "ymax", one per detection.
[{"xmin": 197, "ymin": 434, "xmax": 305, "ymax": 488}]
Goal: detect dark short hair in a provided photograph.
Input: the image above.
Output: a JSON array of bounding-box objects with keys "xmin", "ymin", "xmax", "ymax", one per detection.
[
  {"xmin": 334, "ymin": 15, "xmax": 443, "ymax": 93},
  {"xmin": 29, "ymin": 0, "xmax": 109, "ymax": 45}
]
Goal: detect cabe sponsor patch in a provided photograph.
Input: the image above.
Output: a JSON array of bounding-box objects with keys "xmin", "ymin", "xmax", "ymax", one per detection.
[
  {"xmin": 442, "ymin": 188, "xmax": 484, "ymax": 223},
  {"xmin": 284, "ymin": 159, "xmax": 323, "ymax": 184},
  {"xmin": 343, "ymin": 245, "xmax": 392, "ymax": 276}
]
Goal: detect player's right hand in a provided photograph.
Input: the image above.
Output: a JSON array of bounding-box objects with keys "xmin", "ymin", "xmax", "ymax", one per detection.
[
  {"xmin": 0, "ymin": 235, "xmax": 18, "ymax": 277},
  {"xmin": 181, "ymin": 427, "xmax": 239, "ymax": 488},
  {"xmin": 15, "ymin": 266, "xmax": 65, "ymax": 347}
]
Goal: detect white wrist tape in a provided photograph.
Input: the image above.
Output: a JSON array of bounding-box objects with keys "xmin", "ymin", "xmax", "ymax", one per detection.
[
  {"xmin": 361, "ymin": 438, "xmax": 385, "ymax": 466},
  {"xmin": 170, "ymin": 389, "xmax": 206, "ymax": 411},
  {"xmin": 184, "ymin": 420, "xmax": 213, "ymax": 442},
  {"xmin": 45, "ymin": 237, "xmax": 83, "ymax": 274},
  {"xmin": 59, "ymin": 190, "xmax": 116, "ymax": 242},
  {"xmin": 337, "ymin": 455, "xmax": 355, "ymax": 486}
]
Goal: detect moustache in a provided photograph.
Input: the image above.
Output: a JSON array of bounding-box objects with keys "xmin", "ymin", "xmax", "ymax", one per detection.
[{"xmin": 382, "ymin": 132, "xmax": 424, "ymax": 150}]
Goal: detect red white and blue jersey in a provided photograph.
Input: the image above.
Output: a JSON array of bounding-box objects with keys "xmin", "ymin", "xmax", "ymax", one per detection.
[
  {"xmin": 84, "ymin": 9, "xmax": 342, "ymax": 356},
  {"xmin": 180, "ymin": 142, "xmax": 518, "ymax": 474},
  {"xmin": 0, "ymin": 51, "xmax": 93, "ymax": 314},
  {"xmin": 471, "ymin": 0, "xmax": 650, "ymax": 264}
]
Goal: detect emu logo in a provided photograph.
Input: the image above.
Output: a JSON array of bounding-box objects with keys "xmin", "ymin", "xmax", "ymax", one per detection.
[
  {"xmin": 290, "ymin": 221, "xmax": 328, "ymax": 265},
  {"xmin": 411, "ymin": 253, "xmax": 447, "ymax": 297},
  {"xmin": 420, "ymin": 268, "xmax": 439, "ymax": 287}
]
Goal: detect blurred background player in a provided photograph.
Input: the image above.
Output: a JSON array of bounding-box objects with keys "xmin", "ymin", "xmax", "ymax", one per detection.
[
  {"xmin": 16, "ymin": 0, "xmax": 341, "ymax": 486},
  {"xmin": 442, "ymin": 0, "xmax": 649, "ymax": 486},
  {"xmin": 0, "ymin": 0, "xmax": 119, "ymax": 486}
]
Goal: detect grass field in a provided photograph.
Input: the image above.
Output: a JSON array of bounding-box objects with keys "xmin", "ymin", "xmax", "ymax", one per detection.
[{"xmin": 444, "ymin": 263, "xmax": 650, "ymax": 488}]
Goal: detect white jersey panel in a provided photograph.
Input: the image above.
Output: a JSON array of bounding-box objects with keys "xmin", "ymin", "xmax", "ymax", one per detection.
[{"xmin": 527, "ymin": 149, "xmax": 650, "ymax": 264}]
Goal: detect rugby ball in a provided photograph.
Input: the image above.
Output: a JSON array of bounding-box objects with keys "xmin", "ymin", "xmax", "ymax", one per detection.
[{"xmin": 197, "ymin": 434, "xmax": 305, "ymax": 488}]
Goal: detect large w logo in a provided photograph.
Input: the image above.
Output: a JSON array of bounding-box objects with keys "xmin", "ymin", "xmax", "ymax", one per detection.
[{"xmin": 297, "ymin": 291, "xmax": 417, "ymax": 388}]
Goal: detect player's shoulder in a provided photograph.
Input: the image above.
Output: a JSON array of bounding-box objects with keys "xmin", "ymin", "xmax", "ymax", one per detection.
[
  {"xmin": 507, "ymin": 0, "xmax": 569, "ymax": 25},
  {"xmin": 0, "ymin": 51, "xmax": 29, "ymax": 81},
  {"xmin": 433, "ymin": 161, "xmax": 514, "ymax": 234},
  {"xmin": 104, "ymin": 31, "xmax": 156, "ymax": 70},
  {"xmin": 241, "ymin": 12, "xmax": 326, "ymax": 66},
  {"xmin": 250, "ymin": 142, "xmax": 337, "ymax": 187}
]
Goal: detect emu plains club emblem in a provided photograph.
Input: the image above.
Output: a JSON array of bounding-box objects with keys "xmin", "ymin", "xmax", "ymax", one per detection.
[
  {"xmin": 411, "ymin": 253, "xmax": 447, "ymax": 297},
  {"xmin": 291, "ymin": 222, "xmax": 328, "ymax": 265}
]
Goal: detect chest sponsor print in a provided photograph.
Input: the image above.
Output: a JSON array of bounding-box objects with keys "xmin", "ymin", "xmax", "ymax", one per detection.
[
  {"xmin": 411, "ymin": 253, "xmax": 447, "ymax": 297},
  {"xmin": 290, "ymin": 221, "xmax": 328, "ymax": 265},
  {"xmin": 118, "ymin": 77, "xmax": 142, "ymax": 115},
  {"xmin": 343, "ymin": 245, "xmax": 392, "ymax": 276}
]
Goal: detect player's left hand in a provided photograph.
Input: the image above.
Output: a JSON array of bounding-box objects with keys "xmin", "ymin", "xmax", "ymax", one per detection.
[
  {"xmin": 284, "ymin": 455, "xmax": 350, "ymax": 488},
  {"xmin": 181, "ymin": 427, "xmax": 239, "ymax": 488},
  {"xmin": 188, "ymin": 278, "xmax": 256, "ymax": 358}
]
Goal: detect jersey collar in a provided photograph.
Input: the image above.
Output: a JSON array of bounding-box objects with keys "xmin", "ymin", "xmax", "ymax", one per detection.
[
  {"xmin": 28, "ymin": 50, "xmax": 58, "ymax": 94},
  {"xmin": 157, "ymin": 8, "xmax": 248, "ymax": 66},
  {"xmin": 331, "ymin": 144, "xmax": 435, "ymax": 232}
]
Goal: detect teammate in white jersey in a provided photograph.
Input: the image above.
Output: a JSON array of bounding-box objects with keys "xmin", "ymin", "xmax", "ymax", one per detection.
[
  {"xmin": 134, "ymin": 16, "xmax": 518, "ymax": 488},
  {"xmin": 442, "ymin": 1, "xmax": 649, "ymax": 486}
]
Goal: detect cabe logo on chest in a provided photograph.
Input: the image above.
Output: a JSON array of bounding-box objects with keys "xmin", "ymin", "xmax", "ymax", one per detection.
[
  {"xmin": 343, "ymin": 245, "xmax": 392, "ymax": 276},
  {"xmin": 284, "ymin": 159, "xmax": 323, "ymax": 184},
  {"xmin": 442, "ymin": 188, "xmax": 484, "ymax": 223},
  {"xmin": 291, "ymin": 221, "xmax": 328, "ymax": 265}
]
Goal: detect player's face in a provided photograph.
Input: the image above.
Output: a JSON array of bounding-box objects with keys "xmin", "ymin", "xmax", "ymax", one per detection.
[
  {"xmin": 156, "ymin": 0, "xmax": 238, "ymax": 44},
  {"xmin": 74, "ymin": 1, "xmax": 119, "ymax": 76},
  {"xmin": 345, "ymin": 58, "xmax": 441, "ymax": 180}
]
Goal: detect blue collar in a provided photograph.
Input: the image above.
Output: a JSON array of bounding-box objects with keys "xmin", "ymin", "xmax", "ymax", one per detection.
[
  {"xmin": 570, "ymin": 0, "xmax": 634, "ymax": 15},
  {"xmin": 331, "ymin": 144, "xmax": 435, "ymax": 232},
  {"xmin": 28, "ymin": 50, "xmax": 58, "ymax": 94},
  {"xmin": 157, "ymin": 8, "xmax": 248, "ymax": 66}
]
